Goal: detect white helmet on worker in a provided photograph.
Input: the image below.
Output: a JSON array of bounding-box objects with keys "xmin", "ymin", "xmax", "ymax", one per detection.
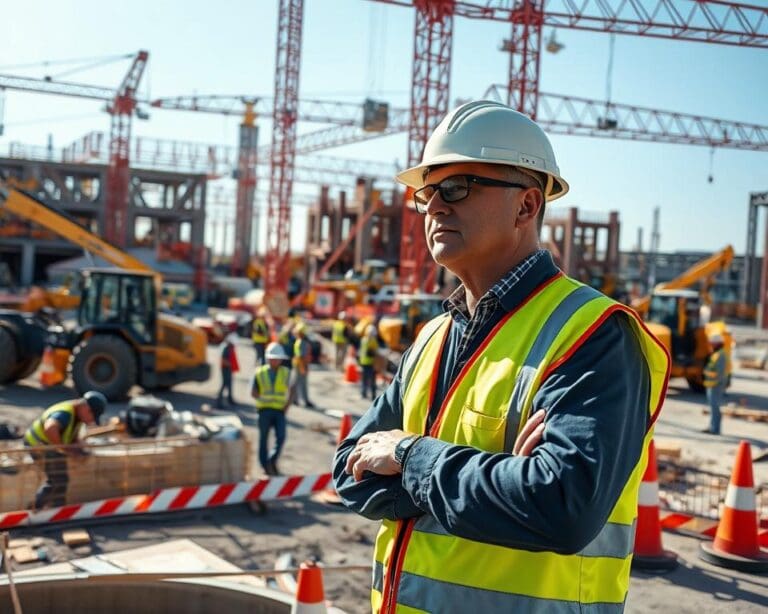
[
  {"xmin": 365, "ymin": 324, "xmax": 377, "ymax": 336},
  {"xmin": 396, "ymin": 100, "xmax": 568, "ymax": 202},
  {"xmin": 338, "ymin": 311, "xmax": 346, "ymax": 320},
  {"xmin": 708, "ymin": 333, "xmax": 724, "ymax": 346},
  {"xmin": 265, "ymin": 342, "xmax": 289, "ymax": 361}
]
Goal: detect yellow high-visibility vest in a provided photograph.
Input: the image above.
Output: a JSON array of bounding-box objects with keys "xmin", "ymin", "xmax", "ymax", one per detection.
[
  {"xmin": 360, "ymin": 336, "xmax": 379, "ymax": 366},
  {"xmin": 253, "ymin": 365, "xmax": 291, "ymax": 410},
  {"xmin": 25, "ymin": 401, "xmax": 79, "ymax": 447},
  {"xmin": 372, "ymin": 274, "xmax": 670, "ymax": 613},
  {"xmin": 703, "ymin": 349, "xmax": 726, "ymax": 388},
  {"xmin": 332, "ymin": 320, "xmax": 346, "ymax": 344},
  {"xmin": 251, "ymin": 317, "xmax": 269, "ymax": 343}
]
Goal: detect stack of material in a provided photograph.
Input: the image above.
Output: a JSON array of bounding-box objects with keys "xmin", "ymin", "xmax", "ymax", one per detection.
[{"xmin": 0, "ymin": 413, "xmax": 250, "ymax": 513}]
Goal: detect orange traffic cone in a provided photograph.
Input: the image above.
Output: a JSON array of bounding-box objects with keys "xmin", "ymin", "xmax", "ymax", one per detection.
[
  {"xmin": 632, "ymin": 440, "xmax": 678, "ymax": 571},
  {"xmin": 291, "ymin": 560, "xmax": 327, "ymax": 614},
  {"xmin": 700, "ymin": 440, "xmax": 768, "ymax": 572},
  {"xmin": 317, "ymin": 413, "xmax": 353, "ymax": 506},
  {"xmin": 343, "ymin": 347, "xmax": 359, "ymax": 384},
  {"xmin": 39, "ymin": 347, "xmax": 64, "ymax": 387}
]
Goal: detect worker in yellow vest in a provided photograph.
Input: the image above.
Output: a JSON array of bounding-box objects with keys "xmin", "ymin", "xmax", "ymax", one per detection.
[
  {"xmin": 332, "ymin": 101, "xmax": 670, "ymax": 613},
  {"xmin": 702, "ymin": 333, "xmax": 727, "ymax": 435},
  {"xmin": 359, "ymin": 324, "xmax": 379, "ymax": 400},
  {"xmin": 332, "ymin": 311, "xmax": 350, "ymax": 371},
  {"xmin": 24, "ymin": 391, "xmax": 107, "ymax": 510},
  {"xmin": 251, "ymin": 308, "xmax": 270, "ymax": 366},
  {"xmin": 252, "ymin": 342, "xmax": 294, "ymax": 475}
]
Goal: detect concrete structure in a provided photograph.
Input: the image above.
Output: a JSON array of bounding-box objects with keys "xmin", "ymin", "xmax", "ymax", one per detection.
[{"xmin": 0, "ymin": 150, "xmax": 207, "ymax": 288}]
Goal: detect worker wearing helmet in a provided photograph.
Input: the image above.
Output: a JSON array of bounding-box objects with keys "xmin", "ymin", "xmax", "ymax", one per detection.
[
  {"xmin": 333, "ymin": 100, "xmax": 670, "ymax": 613},
  {"xmin": 292, "ymin": 324, "xmax": 316, "ymax": 409},
  {"xmin": 251, "ymin": 309, "xmax": 270, "ymax": 366},
  {"xmin": 359, "ymin": 324, "xmax": 380, "ymax": 400},
  {"xmin": 332, "ymin": 311, "xmax": 351, "ymax": 371},
  {"xmin": 24, "ymin": 391, "xmax": 108, "ymax": 509},
  {"xmin": 252, "ymin": 342, "xmax": 294, "ymax": 475},
  {"xmin": 216, "ymin": 334, "xmax": 240, "ymax": 408},
  {"xmin": 702, "ymin": 333, "xmax": 727, "ymax": 435}
]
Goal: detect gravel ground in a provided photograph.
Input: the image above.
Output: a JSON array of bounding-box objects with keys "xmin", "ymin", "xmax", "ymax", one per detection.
[{"xmin": 1, "ymin": 336, "xmax": 767, "ymax": 612}]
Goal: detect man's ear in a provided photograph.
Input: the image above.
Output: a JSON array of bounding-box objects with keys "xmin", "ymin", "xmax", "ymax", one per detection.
[{"xmin": 515, "ymin": 188, "xmax": 543, "ymax": 228}]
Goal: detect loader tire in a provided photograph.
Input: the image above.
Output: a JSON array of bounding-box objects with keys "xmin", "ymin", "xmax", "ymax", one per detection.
[
  {"xmin": 11, "ymin": 354, "xmax": 43, "ymax": 382},
  {"xmin": 70, "ymin": 334, "xmax": 137, "ymax": 401},
  {"xmin": 686, "ymin": 376, "xmax": 705, "ymax": 394},
  {"xmin": 0, "ymin": 326, "xmax": 19, "ymax": 384}
]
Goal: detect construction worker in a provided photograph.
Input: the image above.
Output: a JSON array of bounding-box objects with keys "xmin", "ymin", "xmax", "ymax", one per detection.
[
  {"xmin": 252, "ymin": 342, "xmax": 293, "ymax": 475},
  {"xmin": 702, "ymin": 333, "xmax": 727, "ymax": 435},
  {"xmin": 332, "ymin": 311, "xmax": 350, "ymax": 371},
  {"xmin": 251, "ymin": 308, "xmax": 270, "ymax": 366},
  {"xmin": 332, "ymin": 100, "xmax": 670, "ymax": 613},
  {"xmin": 24, "ymin": 391, "xmax": 107, "ymax": 510},
  {"xmin": 292, "ymin": 324, "xmax": 316, "ymax": 409},
  {"xmin": 359, "ymin": 324, "xmax": 379, "ymax": 400},
  {"xmin": 216, "ymin": 333, "xmax": 240, "ymax": 408}
]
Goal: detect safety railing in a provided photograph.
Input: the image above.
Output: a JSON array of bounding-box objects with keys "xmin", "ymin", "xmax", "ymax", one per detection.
[{"xmin": 658, "ymin": 459, "xmax": 767, "ymax": 521}]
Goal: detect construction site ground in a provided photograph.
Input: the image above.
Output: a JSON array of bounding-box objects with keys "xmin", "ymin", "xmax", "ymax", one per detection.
[{"xmin": 1, "ymin": 336, "xmax": 768, "ymax": 613}]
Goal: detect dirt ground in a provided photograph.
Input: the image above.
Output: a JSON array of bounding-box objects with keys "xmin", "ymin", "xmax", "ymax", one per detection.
[{"xmin": 1, "ymin": 335, "xmax": 768, "ymax": 613}]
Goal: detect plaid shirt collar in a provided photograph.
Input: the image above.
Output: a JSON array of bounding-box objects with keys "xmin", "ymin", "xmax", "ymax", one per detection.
[{"xmin": 443, "ymin": 249, "xmax": 548, "ymax": 324}]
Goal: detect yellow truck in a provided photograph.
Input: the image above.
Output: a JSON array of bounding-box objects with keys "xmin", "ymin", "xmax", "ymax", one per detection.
[{"xmin": 0, "ymin": 186, "xmax": 209, "ymax": 399}]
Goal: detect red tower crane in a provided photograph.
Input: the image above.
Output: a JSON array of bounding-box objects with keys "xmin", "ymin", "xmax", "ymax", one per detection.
[
  {"xmin": 266, "ymin": 0, "xmax": 304, "ymax": 313},
  {"xmin": 0, "ymin": 50, "xmax": 149, "ymax": 247},
  {"xmin": 367, "ymin": 0, "xmax": 768, "ymax": 292}
]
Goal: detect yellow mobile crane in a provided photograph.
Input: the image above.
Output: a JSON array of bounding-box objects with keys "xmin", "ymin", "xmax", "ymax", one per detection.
[
  {"xmin": 633, "ymin": 246, "xmax": 734, "ymax": 392},
  {"xmin": 0, "ymin": 187, "xmax": 210, "ymax": 399}
]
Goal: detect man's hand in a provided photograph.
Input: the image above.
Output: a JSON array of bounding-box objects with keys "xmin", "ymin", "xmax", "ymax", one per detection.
[
  {"xmin": 513, "ymin": 409, "xmax": 546, "ymax": 456},
  {"xmin": 345, "ymin": 429, "xmax": 409, "ymax": 481}
]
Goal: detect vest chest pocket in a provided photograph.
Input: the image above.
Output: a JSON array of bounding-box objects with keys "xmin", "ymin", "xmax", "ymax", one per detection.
[{"xmin": 458, "ymin": 404, "xmax": 506, "ymax": 451}]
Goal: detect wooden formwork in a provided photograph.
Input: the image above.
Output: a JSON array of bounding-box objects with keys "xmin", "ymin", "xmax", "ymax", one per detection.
[{"xmin": 0, "ymin": 431, "xmax": 251, "ymax": 513}]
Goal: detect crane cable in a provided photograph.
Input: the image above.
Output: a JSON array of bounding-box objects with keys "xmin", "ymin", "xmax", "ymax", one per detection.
[{"xmin": 0, "ymin": 52, "xmax": 133, "ymax": 72}]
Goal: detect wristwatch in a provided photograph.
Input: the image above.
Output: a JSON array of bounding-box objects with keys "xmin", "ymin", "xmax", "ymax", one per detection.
[{"xmin": 394, "ymin": 434, "xmax": 422, "ymax": 468}]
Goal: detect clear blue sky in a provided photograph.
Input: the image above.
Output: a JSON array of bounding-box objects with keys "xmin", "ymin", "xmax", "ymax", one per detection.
[{"xmin": 1, "ymin": 0, "xmax": 766, "ymax": 257}]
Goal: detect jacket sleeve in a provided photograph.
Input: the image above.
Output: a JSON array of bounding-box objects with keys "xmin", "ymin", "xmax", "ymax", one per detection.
[
  {"xmin": 400, "ymin": 312, "xmax": 651, "ymax": 554},
  {"xmin": 332, "ymin": 352, "xmax": 423, "ymax": 521}
]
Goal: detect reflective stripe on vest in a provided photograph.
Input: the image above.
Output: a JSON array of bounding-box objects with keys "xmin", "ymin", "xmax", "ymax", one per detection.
[
  {"xmin": 360, "ymin": 337, "xmax": 378, "ymax": 366},
  {"xmin": 24, "ymin": 401, "xmax": 78, "ymax": 446},
  {"xmin": 251, "ymin": 318, "xmax": 268, "ymax": 343},
  {"xmin": 253, "ymin": 365, "xmax": 290, "ymax": 410},
  {"xmin": 332, "ymin": 321, "xmax": 346, "ymax": 344},
  {"xmin": 703, "ymin": 350, "xmax": 725, "ymax": 388},
  {"xmin": 373, "ymin": 273, "xmax": 670, "ymax": 613}
]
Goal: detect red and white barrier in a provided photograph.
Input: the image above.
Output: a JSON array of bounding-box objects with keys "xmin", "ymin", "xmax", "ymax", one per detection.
[{"xmin": 0, "ymin": 473, "xmax": 332, "ymax": 529}]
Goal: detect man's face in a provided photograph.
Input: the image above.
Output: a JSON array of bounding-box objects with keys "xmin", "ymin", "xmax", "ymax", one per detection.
[
  {"xmin": 268, "ymin": 358, "xmax": 282, "ymax": 369},
  {"xmin": 422, "ymin": 162, "xmax": 528, "ymax": 274}
]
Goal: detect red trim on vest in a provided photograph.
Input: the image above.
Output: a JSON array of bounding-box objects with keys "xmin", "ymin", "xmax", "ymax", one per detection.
[
  {"xmin": 429, "ymin": 272, "xmax": 564, "ymax": 438},
  {"xmin": 540, "ymin": 304, "xmax": 670, "ymax": 429}
]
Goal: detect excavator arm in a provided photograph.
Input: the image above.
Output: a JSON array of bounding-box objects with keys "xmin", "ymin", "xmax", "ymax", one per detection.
[
  {"xmin": 633, "ymin": 245, "xmax": 734, "ymax": 315},
  {"xmin": 0, "ymin": 185, "xmax": 157, "ymax": 277}
]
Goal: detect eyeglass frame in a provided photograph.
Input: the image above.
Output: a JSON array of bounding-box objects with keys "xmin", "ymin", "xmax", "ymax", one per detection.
[{"xmin": 412, "ymin": 174, "xmax": 532, "ymax": 214}]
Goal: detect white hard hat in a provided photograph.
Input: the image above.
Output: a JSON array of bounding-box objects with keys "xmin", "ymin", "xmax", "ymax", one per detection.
[
  {"xmin": 708, "ymin": 333, "xmax": 724, "ymax": 345},
  {"xmin": 396, "ymin": 100, "xmax": 568, "ymax": 202},
  {"xmin": 338, "ymin": 311, "xmax": 346, "ymax": 320},
  {"xmin": 365, "ymin": 324, "xmax": 377, "ymax": 336},
  {"xmin": 265, "ymin": 342, "xmax": 288, "ymax": 360}
]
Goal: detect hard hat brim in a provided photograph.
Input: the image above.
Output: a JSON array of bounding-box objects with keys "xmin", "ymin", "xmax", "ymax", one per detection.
[{"xmin": 396, "ymin": 155, "xmax": 569, "ymax": 202}]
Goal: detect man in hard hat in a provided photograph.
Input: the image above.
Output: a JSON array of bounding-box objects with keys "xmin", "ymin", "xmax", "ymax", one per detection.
[
  {"xmin": 332, "ymin": 311, "xmax": 350, "ymax": 371},
  {"xmin": 251, "ymin": 308, "xmax": 270, "ymax": 366},
  {"xmin": 359, "ymin": 323, "xmax": 380, "ymax": 400},
  {"xmin": 252, "ymin": 342, "xmax": 293, "ymax": 475},
  {"xmin": 332, "ymin": 100, "xmax": 670, "ymax": 612},
  {"xmin": 702, "ymin": 333, "xmax": 727, "ymax": 435},
  {"xmin": 24, "ymin": 391, "xmax": 107, "ymax": 509},
  {"xmin": 292, "ymin": 324, "xmax": 316, "ymax": 409}
]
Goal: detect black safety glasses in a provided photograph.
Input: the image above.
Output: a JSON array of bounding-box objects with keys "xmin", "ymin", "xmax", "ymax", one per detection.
[{"xmin": 413, "ymin": 174, "xmax": 529, "ymax": 213}]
